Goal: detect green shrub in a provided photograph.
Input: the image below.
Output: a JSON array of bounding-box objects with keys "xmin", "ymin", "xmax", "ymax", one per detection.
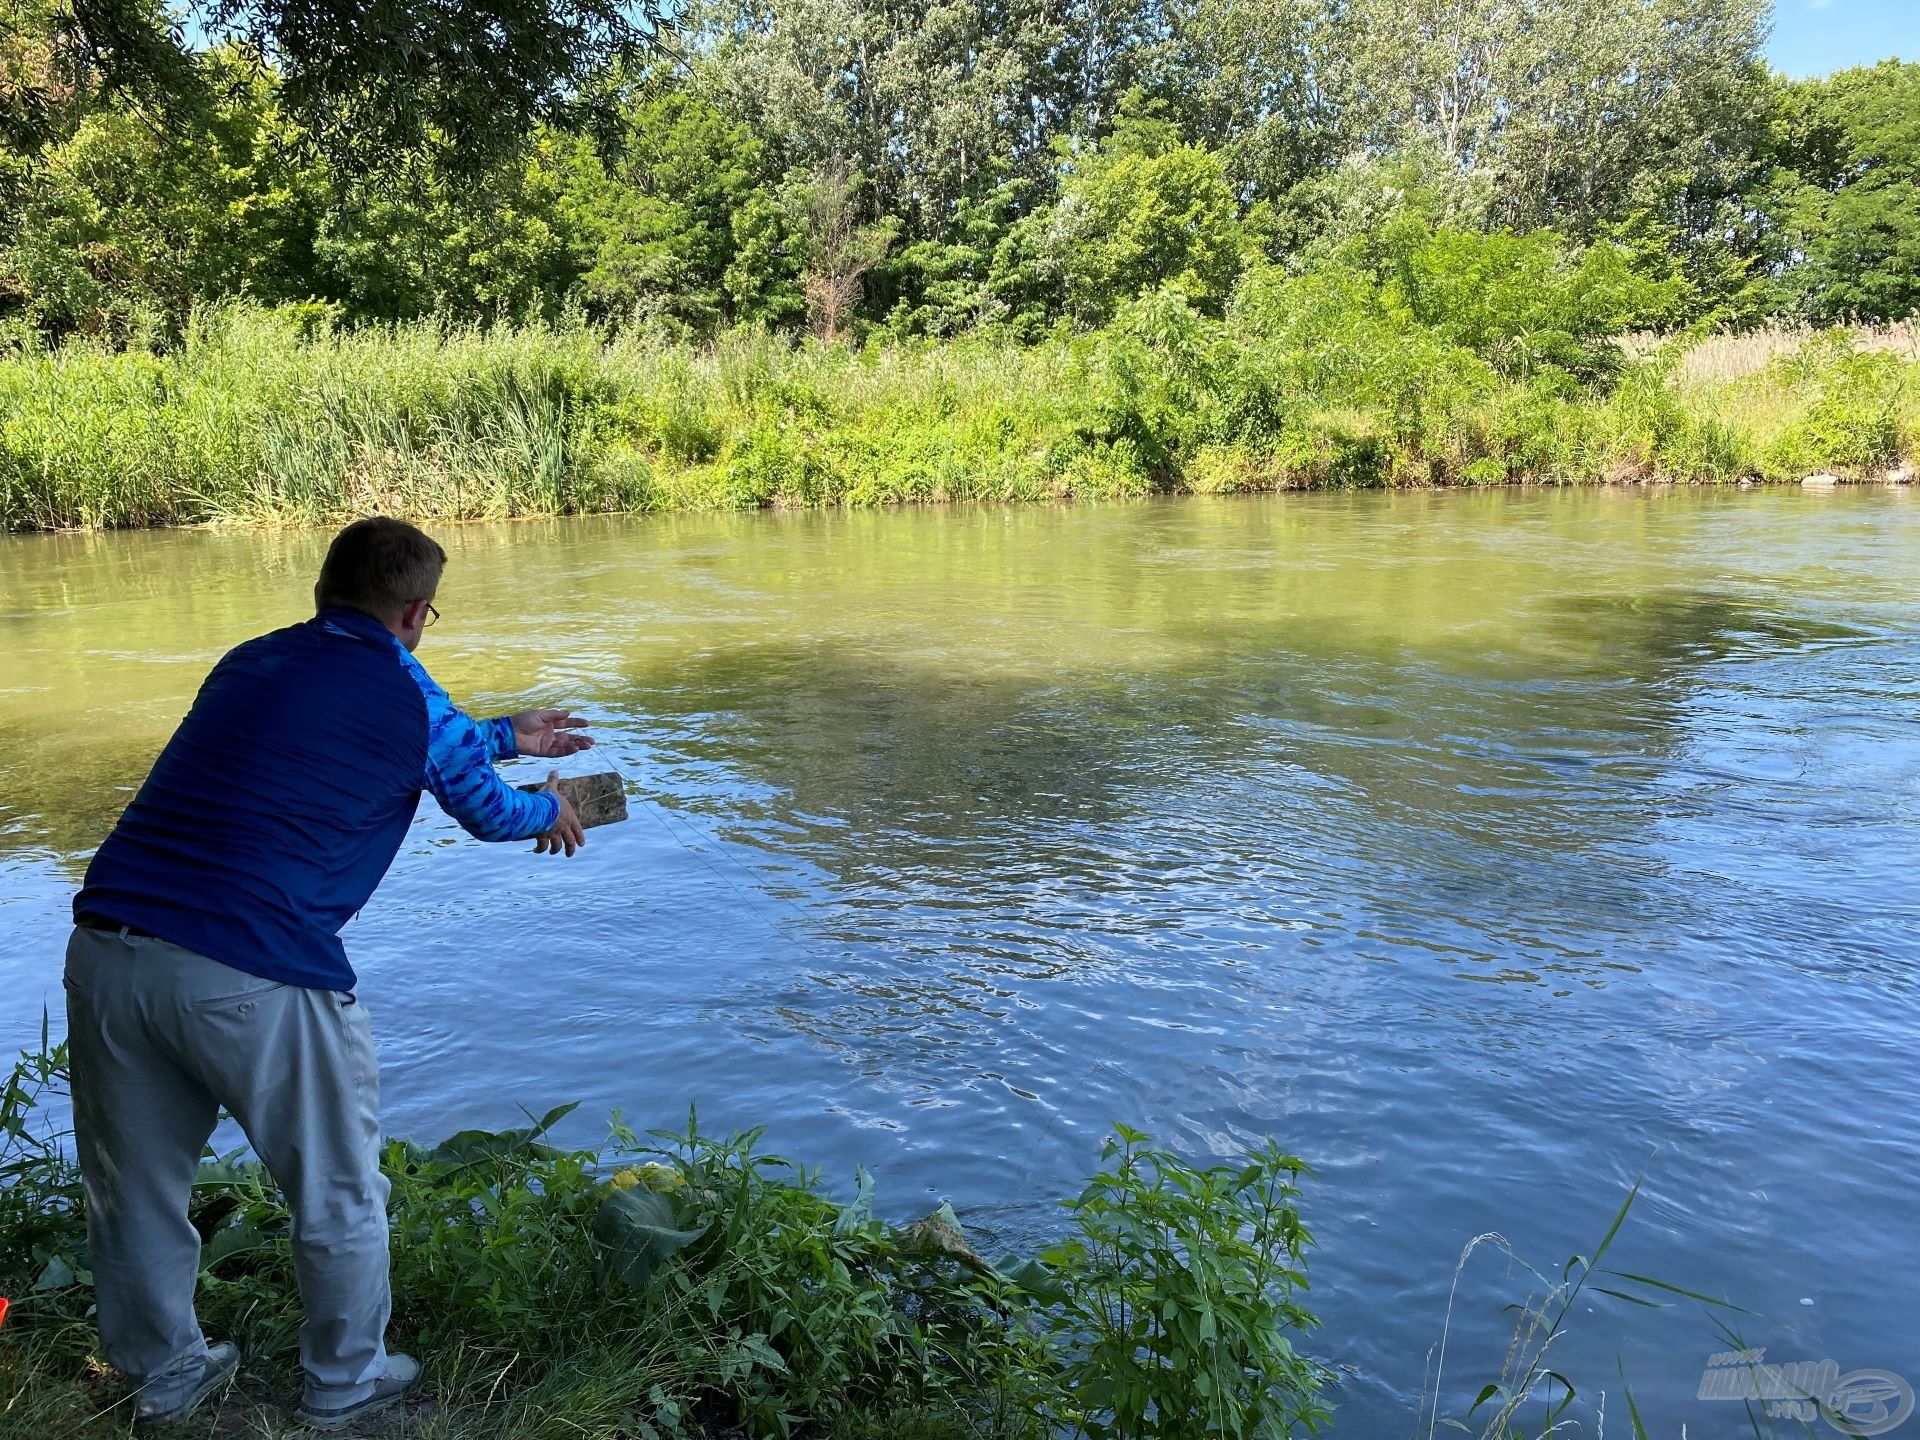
[
  {"xmin": 0, "ymin": 1027, "xmax": 84, "ymax": 1299},
  {"xmin": 1762, "ymin": 340, "xmax": 1909, "ymax": 477},
  {"xmin": 1600, "ymin": 364, "xmax": 1755, "ymax": 482},
  {"xmin": 1005, "ymin": 1124, "xmax": 1327, "ymax": 1440}
]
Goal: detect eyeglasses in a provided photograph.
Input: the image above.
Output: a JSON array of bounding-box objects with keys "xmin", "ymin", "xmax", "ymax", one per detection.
[{"xmin": 424, "ymin": 602, "xmax": 441, "ymax": 627}]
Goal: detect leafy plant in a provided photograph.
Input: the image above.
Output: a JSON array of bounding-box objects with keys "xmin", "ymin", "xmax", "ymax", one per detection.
[
  {"xmin": 1006, "ymin": 1124, "xmax": 1328, "ymax": 1440},
  {"xmin": 627, "ymin": 1108, "xmax": 1053, "ymax": 1436},
  {"xmin": 0, "ymin": 1046, "xmax": 1061, "ymax": 1440},
  {"xmin": 4, "ymin": 309, "xmax": 1916, "ymax": 533},
  {"xmin": 0, "ymin": 1021, "xmax": 85, "ymax": 1299}
]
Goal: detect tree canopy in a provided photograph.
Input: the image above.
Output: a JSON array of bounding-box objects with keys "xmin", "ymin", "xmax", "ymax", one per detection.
[
  {"xmin": 1, "ymin": 0, "xmax": 666, "ymax": 171},
  {"xmin": 2, "ymin": 0, "xmax": 1915, "ymax": 345}
]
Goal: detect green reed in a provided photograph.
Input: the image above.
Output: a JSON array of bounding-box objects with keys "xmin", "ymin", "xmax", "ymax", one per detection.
[{"xmin": 0, "ymin": 306, "xmax": 1913, "ymax": 533}]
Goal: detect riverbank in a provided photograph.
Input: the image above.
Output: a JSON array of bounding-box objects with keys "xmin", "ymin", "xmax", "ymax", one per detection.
[
  {"xmin": 0, "ymin": 1043, "xmax": 1328, "ymax": 1438},
  {"xmin": 0, "ymin": 1041, "xmax": 1746, "ymax": 1438},
  {"xmin": 2, "ymin": 308, "xmax": 1913, "ymax": 533}
]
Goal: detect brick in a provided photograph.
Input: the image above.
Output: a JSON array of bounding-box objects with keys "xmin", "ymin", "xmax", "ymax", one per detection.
[{"xmin": 516, "ymin": 771, "xmax": 629, "ymax": 829}]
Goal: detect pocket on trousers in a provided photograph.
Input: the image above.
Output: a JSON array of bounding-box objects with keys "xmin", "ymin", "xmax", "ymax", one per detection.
[
  {"xmin": 63, "ymin": 925, "xmax": 109, "ymax": 991},
  {"xmin": 191, "ymin": 969, "xmax": 291, "ymax": 1009}
]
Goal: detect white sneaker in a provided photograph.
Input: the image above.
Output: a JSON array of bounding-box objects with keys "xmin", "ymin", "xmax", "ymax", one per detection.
[{"xmin": 295, "ymin": 1353, "xmax": 424, "ymax": 1432}]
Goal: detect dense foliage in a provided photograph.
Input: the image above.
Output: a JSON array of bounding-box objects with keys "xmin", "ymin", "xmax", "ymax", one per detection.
[
  {"xmin": 2, "ymin": 303, "xmax": 1912, "ymax": 531},
  {"xmin": 1, "ymin": 1040, "xmax": 1325, "ymax": 1438},
  {"xmin": 0, "ymin": 0, "xmax": 665, "ymax": 175},
  {"xmin": 0, "ymin": 1, "xmax": 1913, "ymax": 531},
  {"xmin": 2, "ymin": 1, "xmax": 1916, "ymax": 348}
]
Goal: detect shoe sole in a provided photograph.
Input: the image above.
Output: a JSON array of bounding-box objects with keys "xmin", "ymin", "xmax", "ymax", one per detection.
[{"xmin": 295, "ymin": 1373, "xmax": 423, "ymax": 1432}]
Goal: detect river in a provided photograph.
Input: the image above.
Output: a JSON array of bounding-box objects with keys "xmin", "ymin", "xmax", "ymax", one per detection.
[{"xmin": 3, "ymin": 489, "xmax": 1917, "ymax": 1434}]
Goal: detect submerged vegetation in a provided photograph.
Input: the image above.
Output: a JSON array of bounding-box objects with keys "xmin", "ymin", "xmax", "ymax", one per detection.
[{"xmin": 1, "ymin": 1041, "xmax": 1327, "ymax": 1438}]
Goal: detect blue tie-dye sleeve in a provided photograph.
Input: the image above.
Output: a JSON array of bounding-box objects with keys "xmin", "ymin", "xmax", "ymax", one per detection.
[
  {"xmin": 394, "ymin": 646, "xmax": 560, "ymax": 843},
  {"xmin": 479, "ymin": 715, "xmax": 520, "ymax": 762}
]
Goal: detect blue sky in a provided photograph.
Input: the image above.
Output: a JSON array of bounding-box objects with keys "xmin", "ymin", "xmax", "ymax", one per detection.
[{"xmin": 1765, "ymin": 0, "xmax": 1915, "ymax": 77}]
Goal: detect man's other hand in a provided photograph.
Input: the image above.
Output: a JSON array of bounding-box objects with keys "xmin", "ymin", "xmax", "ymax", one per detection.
[
  {"xmin": 512, "ymin": 708, "xmax": 594, "ymax": 758},
  {"xmin": 534, "ymin": 771, "xmax": 586, "ymax": 857}
]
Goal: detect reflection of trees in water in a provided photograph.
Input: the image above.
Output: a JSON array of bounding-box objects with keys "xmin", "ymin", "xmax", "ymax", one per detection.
[
  {"xmin": 0, "ymin": 753, "xmax": 156, "ymax": 877},
  {"xmin": 1539, "ymin": 591, "xmax": 1866, "ymax": 673},
  {"xmin": 609, "ymin": 589, "xmax": 1864, "ymax": 1067},
  {"xmin": 5, "ymin": 574, "xmax": 1871, "ymax": 1055}
]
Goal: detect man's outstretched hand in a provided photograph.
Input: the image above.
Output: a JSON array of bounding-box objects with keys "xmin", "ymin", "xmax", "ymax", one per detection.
[
  {"xmin": 511, "ymin": 708, "xmax": 594, "ymax": 759},
  {"xmin": 534, "ymin": 770, "xmax": 586, "ymax": 857}
]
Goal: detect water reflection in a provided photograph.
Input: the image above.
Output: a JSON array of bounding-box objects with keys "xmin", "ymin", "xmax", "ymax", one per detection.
[
  {"xmin": 598, "ymin": 585, "xmax": 1845, "ymax": 1042},
  {"xmin": 1542, "ymin": 589, "xmax": 1872, "ymax": 668}
]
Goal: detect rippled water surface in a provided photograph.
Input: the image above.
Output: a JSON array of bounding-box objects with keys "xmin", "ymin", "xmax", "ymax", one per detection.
[{"xmin": 4, "ymin": 490, "xmax": 1918, "ymax": 1432}]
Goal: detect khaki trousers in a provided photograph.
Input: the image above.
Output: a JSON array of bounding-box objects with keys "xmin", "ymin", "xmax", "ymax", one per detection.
[{"xmin": 63, "ymin": 925, "xmax": 391, "ymax": 1410}]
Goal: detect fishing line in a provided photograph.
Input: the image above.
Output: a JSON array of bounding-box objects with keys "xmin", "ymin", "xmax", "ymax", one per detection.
[
  {"xmin": 620, "ymin": 764, "xmax": 1126, "ymax": 1206},
  {"xmin": 630, "ymin": 787, "xmax": 853, "ymax": 965},
  {"xmin": 538, "ymin": 742, "xmax": 823, "ymax": 949}
]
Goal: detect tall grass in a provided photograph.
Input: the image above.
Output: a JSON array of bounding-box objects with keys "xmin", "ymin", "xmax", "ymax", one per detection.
[
  {"xmin": 1, "ymin": 307, "xmax": 1914, "ymax": 532},
  {"xmin": 1646, "ymin": 321, "xmax": 1920, "ymax": 387},
  {"xmin": 1415, "ymin": 1180, "xmax": 1823, "ymax": 1440}
]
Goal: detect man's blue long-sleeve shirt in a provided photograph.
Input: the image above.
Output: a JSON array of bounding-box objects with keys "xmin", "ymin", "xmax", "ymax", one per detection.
[{"xmin": 74, "ymin": 606, "xmax": 560, "ymax": 991}]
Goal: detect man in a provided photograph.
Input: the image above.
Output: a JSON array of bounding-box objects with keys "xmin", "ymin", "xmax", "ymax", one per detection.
[{"xmin": 64, "ymin": 517, "xmax": 592, "ymax": 1429}]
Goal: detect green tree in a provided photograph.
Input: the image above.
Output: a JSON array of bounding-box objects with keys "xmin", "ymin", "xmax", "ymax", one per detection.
[
  {"xmin": 690, "ymin": 0, "xmax": 1147, "ymax": 325},
  {"xmin": 1235, "ymin": 220, "xmax": 1686, "ymax": 387},
  {"xmin": 884, "ymin": 172, "xmax": 1027, "ymax": 334},
  {"xmin": 1, "ymin": 0, "xmax": 199, "ymax": 159},
  {"xmin": 4, "ymin": 0, "xmax": 669, "ymax": 178},
  {"xmin": 1141, "ymin": 0, "xmax": 1358, "ymax": 205},
  {"xmin": 723, "ymin": 191, "xmax": 810, "ymax": 331},
  {"xmin": 694, "ymin": 0, "xmax": 1058, "ymax": 234},
  {"xmin": 557, "ymin": 87, "xmax": 798, "ymax": 333},
  {"xmin": 1389, "ymin": 224, "xmax": 1688, "ymax": 378},
  {"xmin": 1274, "ymin": 139, "xmax": 1494, "ymax": 256},
  {"xmin": 1001, "ymin": 103, "xmax": 1262, "ymax": 328},
  {"xmin": 3, "ymin": 0, "xmax": 1913, "ymax": 346},
  {"xmin": 1341, "ymin": 0, "xmax": 1770, "ymax": 237},
  {"xmin": 1777, "ymin": 62, "xmax": 1920, "ymax": 323},
  {"xmin": 312, "ymin": 144, "xmax": 575, "ymax": 323},
  {"xmin": 0, "ymin": 54, "xmax": 323, "ymax": 340}
]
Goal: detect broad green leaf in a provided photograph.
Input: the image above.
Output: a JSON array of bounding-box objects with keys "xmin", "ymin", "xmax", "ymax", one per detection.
[
  {"xmin": 593, "ymin": 1186, "xmax": 706, "ymax": 1289},
  {"xmin": 199, "ymin": 1221, "xmax": 268, "ymax": 1272}
]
